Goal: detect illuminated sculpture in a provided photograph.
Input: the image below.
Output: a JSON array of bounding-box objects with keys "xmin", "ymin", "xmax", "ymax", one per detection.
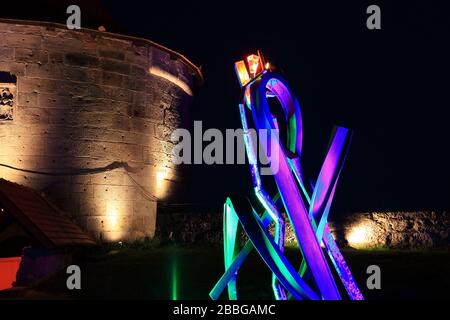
[{"xmin": 210, "ymin": 52, "xmax": 363, "ymax": 300}]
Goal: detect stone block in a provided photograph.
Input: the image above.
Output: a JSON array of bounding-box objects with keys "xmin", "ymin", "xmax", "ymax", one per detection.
[
  {"xmin": 154, "ymin": 124, "xmax": 173, "ymax": 140},
  {"xmin": 38, "ymin": 93, "xmax": 73, "ymax": 108},
  {"xmin": 91, "ymin": 171, "xmax": 125, "ymax": 186},
  {"xmin": 0, "ymin": 61, "xmax": 26, "ymax": 76},
  {"xmin": 102, "ymin": 71, "xmax": 124, "ymax": 87},
  {"xmin": 100, "ymin": 58, "xmax": 130, "ymax": 75},
  {"xmin": 64, "ymin": 52, "xmax": 99, "ymax": 67},
  {"xmin": 0, "ymin": 47, "xmax": 15, "ymax": 61},
  {"xmin": 63, "ymin": 66, "xmax": 101, "ymax": 83},
  {"xmin": 14, "ymin": 48, "xmax": 49, "ymax": 64},
  {"xmin": 145, "ymin": 103, "xmax": 164, "ymax": 123},
  {"xmin": 2, "ymin": 33, "xmax": 42, "ymax": 48},
  {"xmin": 25, "ymin": 63, "xmax": 64, "ymax": 79},
  {"xmin": 130, "ymin": 65, "xmax": 147, "ymax": 78},
  {"xmin": 43, "ymin": 36, "xmax": 83, "ymax": 51},
  {"xmin": 99, "ymin": 48, "xmax": 125, "ymax": 61},
  {"xmin": 17, "ymin": 92, "xmax": 38, "ymax": 107}
]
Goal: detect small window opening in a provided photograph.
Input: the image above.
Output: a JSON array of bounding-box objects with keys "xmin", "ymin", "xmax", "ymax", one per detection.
[{"xmin": 0, "ymin": 72, "xmax": 17, "ymax": 121}]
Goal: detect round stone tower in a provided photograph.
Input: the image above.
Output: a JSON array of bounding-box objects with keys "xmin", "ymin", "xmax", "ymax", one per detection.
[{"xmin": 0, "ymin": 19, "xmax": 202, "ymax": 242}]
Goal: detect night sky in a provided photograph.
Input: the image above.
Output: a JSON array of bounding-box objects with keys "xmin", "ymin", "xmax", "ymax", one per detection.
[{"xmin": 3, "ymin": 0, "xmax": 450, "ymax": 216}]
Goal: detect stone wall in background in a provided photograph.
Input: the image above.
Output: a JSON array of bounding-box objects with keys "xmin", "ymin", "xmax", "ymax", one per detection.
[
  {"xmin": 157, "ymin": 207, "xmax": 450, "ymax": 249},
  {"xmin": 0, "ymin": 19, "xmax": 200, "ymax": 242},
  {"xmin": 157, "ymin": 204, "xmax": 224, "ymax": 244},
  {"xmin": 339, "ymin": 211, "xmax": 450, "ymax": 249}
]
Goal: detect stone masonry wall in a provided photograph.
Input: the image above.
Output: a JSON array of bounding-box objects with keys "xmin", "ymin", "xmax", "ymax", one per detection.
[
  {"xmin": 339, "ymin": 211, "xmax": 450, "ymax": 249},
  {"xmin": 0, "ymin": 20, "xmax": 200, "ymax": 242},
  {"xmin": 157, "ymin": 208, "xmax": 450, "ymax": 249}
]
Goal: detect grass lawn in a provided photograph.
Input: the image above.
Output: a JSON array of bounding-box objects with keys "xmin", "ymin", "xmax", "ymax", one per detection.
[{"xmin": 14, "ymin": 245, "xmax": 450, "ymax": 300}]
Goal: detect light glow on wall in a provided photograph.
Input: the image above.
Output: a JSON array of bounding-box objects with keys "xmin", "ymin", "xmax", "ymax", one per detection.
[
  {"xmin": 155, "ymin": 167, "xmax": 170, "ymax": 199},
  {"xmin": 105, "ymin": 201, "xmax": 124, "ymax": 241},
  {"xmin": 346, "ymin": 224, "xmax": 372, "ymax": 249},
  {"xmin": 149, "ymin": 66, "xmax": 193, "ymax": 96},
  {"xmin": 156, "ymin": 169, "xmax": 168, "ymax": 182},
  {"xmin": 107, "ymin": 202, "xmax": 119, "ymax": 230}
]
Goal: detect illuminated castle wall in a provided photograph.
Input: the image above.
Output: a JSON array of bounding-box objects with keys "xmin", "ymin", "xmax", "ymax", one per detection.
[{"xmin": 0, "ymin": 19, "xmax": 200, "ymax": 242}]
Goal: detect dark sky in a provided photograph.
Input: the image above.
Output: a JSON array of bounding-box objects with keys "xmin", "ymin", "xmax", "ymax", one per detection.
[{"xmin": 3, "ymin": 0, "xmax": 450, "ymax": 215}]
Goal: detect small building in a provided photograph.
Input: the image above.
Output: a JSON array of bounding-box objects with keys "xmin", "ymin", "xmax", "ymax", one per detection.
[{"xmin": 0, "ymin": 178, "xmax": 96, "ymax": 290}]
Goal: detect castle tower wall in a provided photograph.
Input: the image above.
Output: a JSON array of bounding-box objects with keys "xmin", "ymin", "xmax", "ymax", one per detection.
[{"xmin": 0, "ymin": 19, "xmax": 200, "ymax": 241}]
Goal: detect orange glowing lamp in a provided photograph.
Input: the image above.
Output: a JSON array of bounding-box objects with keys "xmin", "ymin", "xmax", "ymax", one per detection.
[
  {"xmin": 235, "ymin": 60, "xmax": 250, "ymax": 87},
  {"xmin": 235, "ymin": 52, "xmax": 267, "ymax": 87},
  {"xmin": 246, "ymin": 54, "xmax": 262, "ymax": 77}
]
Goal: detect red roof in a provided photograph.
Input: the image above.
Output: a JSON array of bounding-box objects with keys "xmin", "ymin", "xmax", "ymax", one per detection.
[{"xmin": 0, "ymin": 179, "xmax": 97, "ymax": 248}]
